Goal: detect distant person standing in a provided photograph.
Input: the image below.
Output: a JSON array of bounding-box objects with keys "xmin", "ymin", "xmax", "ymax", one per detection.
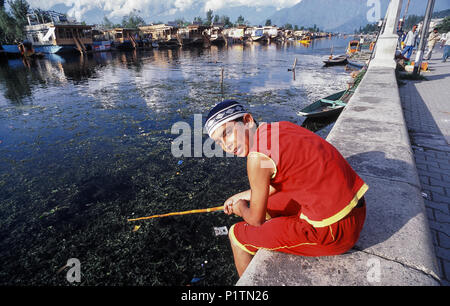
[
  {"xmin": 401, "ymin": 24, "xmax": 419, "ymax": 60},
  {"xmin": 424, "ymin": 28, "xmax": 440, "ymax": 60},
  {"xmin": 441, "ymin": 31, "xmax": 450, "ymax": 62}
]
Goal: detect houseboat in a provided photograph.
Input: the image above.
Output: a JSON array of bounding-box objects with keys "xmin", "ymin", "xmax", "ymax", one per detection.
[
  {"xmin": 139, "ymin": 24, "xmax": 179, "ymax": 48},
  {"xmin": 205, "ymin": 24, "xmax": 226, "ymax": 45},
  {"xmin": 224, "ymin": 26, "xmax": 248, "ymax": 43},
  {"xmin": 91, "ymin": 26, "xmax": 112, "ymax": 52},
  {"xmin": 263, "ymin": 26, "xmax": 278, "ymax": 39},
  {"xmin": 251, "ymin": 28, "xmax": 267, "ymax": 42},
  {"xmin": 177, "ymin": 24, "xmax": 208, "ymax": 47},
  {"xmin": 108, "ymin": 28, "xmax": 141, "ymax": 50},
  {"xmin": 24, "ymin": 11, "xmax": 93, "ymax": 54}
]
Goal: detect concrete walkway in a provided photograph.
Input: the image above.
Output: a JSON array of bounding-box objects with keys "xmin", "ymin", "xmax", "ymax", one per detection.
[{"xmin": 399, "ymin": 48, "xmax": 450, "ymax": 286}]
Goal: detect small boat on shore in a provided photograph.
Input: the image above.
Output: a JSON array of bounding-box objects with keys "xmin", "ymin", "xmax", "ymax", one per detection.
[
  {"xmin": 323, "ymin": 54, "xmax": 348, "ymax": 66},
  {"xmin": 298, "ymin": 90, "xmax": 348, "ymax": 118},
  {"xmin": 347, "ymin": 59, "xmax": 365, "ymax": 69},
  {"xmin": 346, "ymin": 40, "xmax": 360, "ymax": 55}
]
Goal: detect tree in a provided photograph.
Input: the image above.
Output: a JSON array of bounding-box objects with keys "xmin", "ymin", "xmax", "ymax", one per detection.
[
  {"xmin": 0, "ymin": 9, "xmax": 18, "ymax": 43},
  {"xmin": 284, "ymin": 23, "xmax": 293, "ymax": 30},
  {"xmin": 436, "ymin": 16, "xmax": 450, "ymax": 33},
  {"xmin": 7, "ymin": 0, "xmax": 29, "ymax": 40},
  {"xmin": 193, "ymin": 16, "xmax": 203, "ymax": 24},
  {"xmin": 102, "ymin": 16, "xmax": 114, "ymax": 29},
  {"xmin": 206, "ymin": 9, "xmax": 213, "ymax": 26},
  {"xmin": 221, "ymin": 15, "xmax": 232, "ymax": 28},
  {"xmin": 0, "ymin": 0, "xmax": 29, "ymax": 43},
  {"xmin": 236, "ymin": 15, "xmax": 245, "ymax": 25},
  {"xmin": 121, "ymin": 9, "xmax": 145, "ymax": 28},
  {"xmin": 265, "ymin": 19, "xmax": 271, "ymax": 26},
  {"xmin": 294, "ymin": 25, "xmax": 298, "ymax": 31},
  {"xmin": 213, "ymin": 15, "xmax": 219, "ymax": 24}
]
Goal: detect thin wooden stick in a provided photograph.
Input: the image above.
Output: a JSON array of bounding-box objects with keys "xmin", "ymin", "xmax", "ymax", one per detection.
[{"xmin": 127, "ymin": 205, "xmax": 225, "ymax": 222}]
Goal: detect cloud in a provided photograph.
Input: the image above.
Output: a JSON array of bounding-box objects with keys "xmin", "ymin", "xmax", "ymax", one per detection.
[{"xmin": 27, "ymin": 0, "xmax": 302, "ymax": 22}]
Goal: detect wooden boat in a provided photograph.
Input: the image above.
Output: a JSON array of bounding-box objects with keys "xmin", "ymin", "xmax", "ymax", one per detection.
[
  {"xmin": 24, "ymin": 11, "xmax": 93, "ymax": 54},
  {"xmin": 251, "ymin": 28, "xmax": 267, "ymax": 42},
  {"xmin": 1, "ymin": 44, "xmax": 22, "ymax": 57},
  {"xmin": 323, "ymin": 54, "xmax": 348, "ymax": 66},
  {"xmin": 110, "ymin": 28, "xmax": 140, "ymax": 50},
  {"xmin": 139, "ymin": 24, "xmax": 180, "ymax": 48},
  {"xmin": 298, "ymin": 38, "xmax": 311, "ymax": 44},
  {"xmin": 347, "ymin": 59, "xmax": 365, "ymax": 69},
  {"xmin": 298, "ymin": 90, "xmax": 348, "ymax": 118},
  {"xmin": 346, "ymin": 40, "xmax": 360, "ymax": 55}
]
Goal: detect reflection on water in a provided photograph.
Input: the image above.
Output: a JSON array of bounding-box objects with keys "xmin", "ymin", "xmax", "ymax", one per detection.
[{"xmin": 0, "ymin": 37, "xmax": 355, "ymax": 285}]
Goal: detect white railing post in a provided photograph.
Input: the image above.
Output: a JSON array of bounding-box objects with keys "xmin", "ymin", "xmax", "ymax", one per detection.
[{"xmin": 370, "ymin": 0, "xmax": 403, "ymax": 69}]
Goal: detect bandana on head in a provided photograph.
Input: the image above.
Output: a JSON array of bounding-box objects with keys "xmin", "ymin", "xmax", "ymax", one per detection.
[{"xmin": 205, "ymin": 100, "xmax": 247, "ymax": 137}]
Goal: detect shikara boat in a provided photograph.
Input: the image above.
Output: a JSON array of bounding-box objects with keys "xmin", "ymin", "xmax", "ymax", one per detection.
[
  {"xmin": 323, "ymin": 54, "xmax": 348, "ymax": 66},
  {"xmin": 298, "ymin": 90, "xmax": 348, "ymax": 118},
  {"xmin": 346, "ymin": 40, "xmax": 360, "ymax": 55}
]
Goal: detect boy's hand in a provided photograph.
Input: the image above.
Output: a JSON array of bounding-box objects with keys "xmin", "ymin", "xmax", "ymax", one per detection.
[{"xmin": 224, "ymin": 198, "xmax": 246, "ymax": 217}]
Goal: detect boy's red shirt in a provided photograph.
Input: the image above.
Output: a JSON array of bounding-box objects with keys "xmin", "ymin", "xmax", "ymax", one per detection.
[{"xmin": 249, "ymin": 121, "xmax": 368, "ymax": 228}]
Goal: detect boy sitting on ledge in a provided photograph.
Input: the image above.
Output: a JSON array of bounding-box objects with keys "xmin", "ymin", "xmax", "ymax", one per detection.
[{"xmin": 205, "ymin": 100, "xmax": 368, "ymax": 277}]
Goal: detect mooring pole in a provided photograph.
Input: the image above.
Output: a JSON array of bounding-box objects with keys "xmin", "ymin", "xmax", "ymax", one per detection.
[{"xmin": 220, "ymin": 67, "xmax": 224, "ymax": 100}]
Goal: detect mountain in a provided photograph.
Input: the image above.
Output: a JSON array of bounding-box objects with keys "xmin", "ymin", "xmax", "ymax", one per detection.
[
  {"xmin": 266, "ymin": 0, "xmax": 450, "ymax": 33},
  {"xmin": 43, "ymin": 0, "xmax": 450, "ymax": 28}
]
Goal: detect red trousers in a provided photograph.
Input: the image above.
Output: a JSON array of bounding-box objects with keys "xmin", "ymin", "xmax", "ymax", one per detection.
[{"xmin": 229, "ymin": 193, "xmax": 366, "ymax": 256}]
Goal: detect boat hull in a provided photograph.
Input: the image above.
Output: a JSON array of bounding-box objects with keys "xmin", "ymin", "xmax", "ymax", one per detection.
[
  {"xmin": 298, "ymin": 90, "xmax": 347, "ymax": 118},
  {"xmin": 323, "ymin": 55, "xmax": 348, "ymax": 66},
  {"xmin": 2, "ymin": 44, "xmax": 21, "ymax": 54},
  {"xmin": 92, "ymin": 41, "xmax": 112, "ymax": 52}
]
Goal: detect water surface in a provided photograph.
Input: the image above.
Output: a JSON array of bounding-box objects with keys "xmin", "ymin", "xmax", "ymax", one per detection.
[{"xmin": 0, "ymin": 37, "xmax": 355, "ymax": 285}]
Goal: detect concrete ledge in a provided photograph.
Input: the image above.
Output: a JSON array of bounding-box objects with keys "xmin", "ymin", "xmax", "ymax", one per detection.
[{"xmin": 236, "ymin": 65, "xmax": 441, "ymax": 286}]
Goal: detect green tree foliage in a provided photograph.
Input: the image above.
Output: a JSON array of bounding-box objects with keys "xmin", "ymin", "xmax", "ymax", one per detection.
[
  {"xmin": 0, "ymin": 0, "xmax": 29, "ymax": 43},
  {"xmin": 220, "ymin": 15, "xmax": 232, "ymax": 28},
  {"xmin": 102, "ymin": 16, "xmax": 114, "ymax": 29},
  {"xmin": 235, "ymin": 15, "xmax": 245, "ymax": 26},
  {"xmin": 436, "ymin": 16, "xmax": 450, "ymax": 33},
  {"xmin": 121, "ymin": 9, "xmax": 145, "ymax": 28},
  {"xmin": 193, "ymin": 16, "xmax": 203, "ymax": 24},
  {"xmin": 265, "ymin": 19, "xmax": 271, "ymax": 26},
  {"xmin": 357, "ymin": 22, "xmax": 378, "ymax": 34},
  {"xmin": 213, "ymin": 15, "xmax": 219, "ymax": 24},
  {"xmin": 205, "ymin": 9, "xmax": 213, "ymax": 26}
]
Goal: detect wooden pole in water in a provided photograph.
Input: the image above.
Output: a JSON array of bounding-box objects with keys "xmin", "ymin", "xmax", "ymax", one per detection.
[
  {"xmin": 127, "ymin": 205, "xmax": 225, "ymax": 222},
  {"xmin": 288, "ymin": 57, "xmax": 297, "ymax": 80},
  {"xmin": 220, "ymin": 67, "xmax": 224, "ymax": 99}
]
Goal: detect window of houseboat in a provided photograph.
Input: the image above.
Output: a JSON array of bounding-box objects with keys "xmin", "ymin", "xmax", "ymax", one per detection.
[
  {"xmin": 65, "ymin": 29, "xmax": 73, "ymax": 38},
  {"xmin": 58, "ymin": 28, "xmax": 66, "ymax": 39}
]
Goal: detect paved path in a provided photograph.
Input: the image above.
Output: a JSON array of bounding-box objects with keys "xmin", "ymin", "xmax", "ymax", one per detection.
[{"xmin": 399, "ymin": 48, "xmax": 450, "ymax": 286}]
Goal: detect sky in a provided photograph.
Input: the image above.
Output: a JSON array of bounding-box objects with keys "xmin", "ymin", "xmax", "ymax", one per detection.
[
  {"xmin": 25, "ymin": 0, "xmax": 303, "ymax": 23},
  {"xmin": 19, "ymin": 0, "xmax": 450, "ymax": 26}
]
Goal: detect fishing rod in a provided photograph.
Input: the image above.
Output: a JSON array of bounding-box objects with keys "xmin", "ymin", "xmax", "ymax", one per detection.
[{"xmin": 127, "ymin": 205, "xmax": 225, "ymax": 222}]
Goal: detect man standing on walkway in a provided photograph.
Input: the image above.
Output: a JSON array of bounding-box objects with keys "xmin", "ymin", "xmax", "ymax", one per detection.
[
  {"xmin": 401, "ymin": 25, "xmax": 419, "ymax": 60},
  {"xmin": 424, "ymin": 28, "xmax": 440, "ymax": 60},
  {"xmin": 441, "ymin": 31, "xmax": 450, "ymax": 62}
]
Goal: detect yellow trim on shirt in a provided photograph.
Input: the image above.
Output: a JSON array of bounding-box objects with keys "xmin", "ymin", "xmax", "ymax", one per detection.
[{"xmin": 300, "ymin": 183, "xmax": 369, "ymax": 228}]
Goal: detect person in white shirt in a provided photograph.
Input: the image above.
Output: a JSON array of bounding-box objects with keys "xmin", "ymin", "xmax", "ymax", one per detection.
[
  {"xmin": 441, "ymin": 31, "xmax": 450, "ymax": 62},
  {"xmin": 401, "ymin": 24, "xmax": 419, "ymax": 60}
]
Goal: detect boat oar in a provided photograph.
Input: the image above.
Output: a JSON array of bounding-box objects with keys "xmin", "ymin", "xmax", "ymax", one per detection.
[{"xmin": 127, "ymin": 205, "xmax": 225, "ymax": 222}]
